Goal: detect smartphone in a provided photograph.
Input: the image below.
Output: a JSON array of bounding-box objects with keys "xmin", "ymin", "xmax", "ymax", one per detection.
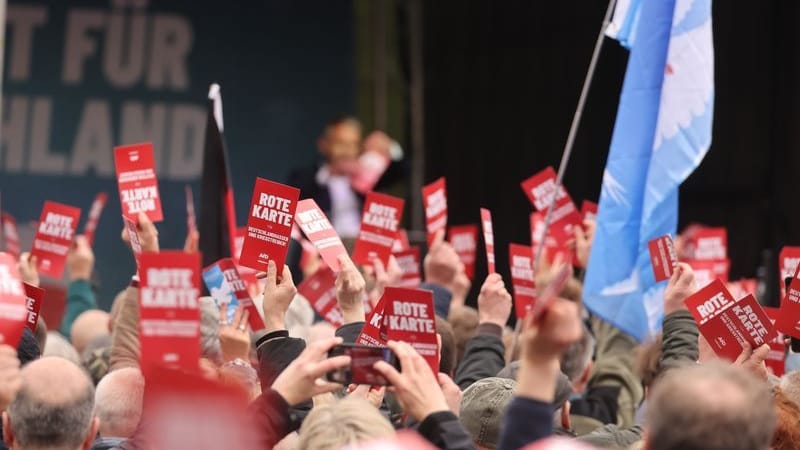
[{"xmin": 325, "ymin": 344, "xmax": 399, "ymax": 386}]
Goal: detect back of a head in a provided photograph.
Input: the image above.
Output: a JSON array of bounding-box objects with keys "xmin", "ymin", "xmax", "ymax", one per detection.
[
  {"xmin": 295, "ymin": 398, "xmax": 394, "ymax": 450},
  {"xmin": 779, "ymin": 370, "xmax": 800, "ymax": 408},
  {"xmin": 94, "ymin": 368, "xmax": 145, "ymax": 439},
  {"xmin": 435, "ymin": 315, "xmax": 456, "ymax": 376},
  {"xmin": 198, "ymin": 297, "xmax": 222, "ymax": 365},
  {"xmin": 6, "ymin": 357, "xmax": 96, "ymax": 450},
  {"xmin": 70, "ymin": 309, "xmax": 110, "ymax": 354},
  {"xmin": 460, "ymin": 377, "xmax": 517, "ymax": 449},
  {"xmin": 43, "ymin": 331, "xmax": 81, "ymax": 366},
  {"xmin": 647, "ymin": 362, "xmax": 775, "ymax": 450},
  {"xmin": 772, "ymin": 390, "xmax": 800, "ymax": 450},
  {"xmin": 448, "ymin": 306, "xmax": 479, "ymax": 364},
  {"xmin": 17, "ymin": 328, "xmax": 41, "ymax": 366},
  {"xmin": 559, "ymin": 322, "xmax": 594, "ymax": 384}
]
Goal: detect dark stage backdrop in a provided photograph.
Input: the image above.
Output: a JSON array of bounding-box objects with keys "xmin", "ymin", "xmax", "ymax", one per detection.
[{"xmin": 422, "ymin": 0, "xmax": 797, "ymax": 305}]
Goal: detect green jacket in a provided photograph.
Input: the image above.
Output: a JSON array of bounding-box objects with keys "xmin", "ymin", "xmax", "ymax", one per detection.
[{"xmin": 58, "ymin": 280, "xmax": 97, "ymax": 338}]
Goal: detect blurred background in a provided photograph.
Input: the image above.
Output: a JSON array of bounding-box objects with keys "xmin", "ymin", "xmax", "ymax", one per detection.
[{"xmin": 0, "ymin": 0, "xmax": 797, "ymax": 314}]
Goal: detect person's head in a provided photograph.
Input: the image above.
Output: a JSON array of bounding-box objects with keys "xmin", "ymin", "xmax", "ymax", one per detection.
[
  {"xmin": 70, "ymin": 310, "xmax": 110, "ymax": 355},
  {"xmin": 448, "ymin": 306, "xmax": 479, "ymax": 364},
  {"xmin": 318, "ymin": 116, "xmax": 363, "ymax": 168},
  {"xmin": 645, "ymin": 362, "xmax": 775, "ymax": 450},
  {"xmin": 34, "ymin": 318, "xmax": 47, "ymax": 353},
  {"xmin": 559, "ymin": 322, "xmax": 594, "ymax": 393},
  {"xmin": 198, "ymin": 297, "xmax": 222, "ymax": 365},
  {"xmin": 3, "ymin": 357, "xmax": 98, "ymax": 450},
  {"xmin": 17, "ymin": 328, "xmax": 41, "ymax": 366},
  {"xmin": 436, "ymin": 315, "xmax": 456, "ymax": 376},
  {"xmin": 295, "ymin": 398, "xmax": 394, "ymax": 450},
  {"xmin": 460, "ymin": 377, "xmax": 517, "ymax": 450},
  {"xmin": 93, "ymin": 368, "xmax": 145, "ymax": 439},
  {"xmin": 779, "ymin": 370, "xmax": 800, "ymax": 408},
  {"xmin": 772, "ymin": 389, "xmax": 800, "ymax": 450},
  {"xmin": 306, "ymin": 321, "xmax": 336, "ymax": 345},
  {"xmin": 43, "ymin": 331, "xmax": 80, "ymax": 366}
]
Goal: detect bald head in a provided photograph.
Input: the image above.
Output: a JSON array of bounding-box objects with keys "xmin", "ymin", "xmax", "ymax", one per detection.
[
  {"xmin": 70, "ymin": 310, "xmax": 110, "ymax": 354},
  {"xmin": 94, "ymin": 368, "xmax": 144, "ymax": 438},
  {"xmin": 4, "ymin": 357, "xmax": 97, "ymax": 450}
]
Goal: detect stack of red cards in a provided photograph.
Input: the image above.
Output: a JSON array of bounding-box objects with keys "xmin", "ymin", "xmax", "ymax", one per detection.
[{"xmin": 685, "ymin": 279, "xmax": 776, "ymax": 361}]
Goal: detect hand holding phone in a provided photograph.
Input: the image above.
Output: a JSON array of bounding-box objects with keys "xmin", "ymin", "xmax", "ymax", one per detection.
[{"xmin": 325, "ymin": 344, "xmax": 400, "ymax": 386}]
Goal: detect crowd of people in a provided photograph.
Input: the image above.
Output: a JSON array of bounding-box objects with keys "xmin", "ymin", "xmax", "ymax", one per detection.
[{"xmin": 1, "ymin": 118, "xmax": 799, "ymax": 450}]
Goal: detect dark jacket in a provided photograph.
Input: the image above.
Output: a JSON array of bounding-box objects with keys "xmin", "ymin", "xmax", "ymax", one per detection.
[
  {"xmin": 91, "ymin": 437, "xmax": 127, "ymax": 450},
  {"xmin": 498, "ymin": 397, "xmax": 554, "ymax": 450},
  {"xmin": 454, "ymin": 323, "xmax": 506, "ymax": 391}
]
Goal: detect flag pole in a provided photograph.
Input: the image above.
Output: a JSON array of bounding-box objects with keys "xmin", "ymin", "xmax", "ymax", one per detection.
[
  {"xmin": 513, "ymin": 0, "xmax": 618, "ymax": 354},
  {"xmin": 533, "ymin": 0, "xmax": 618, "ymax": 276}
]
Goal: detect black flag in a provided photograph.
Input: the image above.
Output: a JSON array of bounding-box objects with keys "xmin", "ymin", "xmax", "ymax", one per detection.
[{"xmin": 199, "ymin": 84, "xmax": 238, "ymax": 268}]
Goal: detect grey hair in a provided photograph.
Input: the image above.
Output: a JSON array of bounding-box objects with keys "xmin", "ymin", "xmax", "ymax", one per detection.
[
  {"xmin": 559, "ymin": 322, "xmax": 595, "ymax": 383},
  {"xmin": 199, "ymin": 297, "xmax": 222, "ymax": 365},
  {"xmin": 7, "ymin": 381, "xmax": 95, "ymax": 450}
]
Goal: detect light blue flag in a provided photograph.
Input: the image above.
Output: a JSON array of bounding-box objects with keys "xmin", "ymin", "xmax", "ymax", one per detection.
[{"xmin": 584, "ymin": 0, "xmax": 714, "ymax": 341}]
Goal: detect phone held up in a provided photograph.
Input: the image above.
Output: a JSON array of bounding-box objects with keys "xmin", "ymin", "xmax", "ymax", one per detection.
[{"xmin": 325, "ymin": 344, "xmax": 400, "ymax": 386}]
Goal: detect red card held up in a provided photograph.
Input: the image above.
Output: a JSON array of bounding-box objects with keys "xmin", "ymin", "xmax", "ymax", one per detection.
[
  {"xmin": 520, "ymin": 167, "xmax": 581, "ymax": 243},
  {"xmin": 393, "ymin": 247, "xmax": 422, "ymax": 288},
  {"xmin": 690, "ymin": 227, "xmax": 727, "ymax": 261},
  {"xmin": 529, "ymin": 264, "xmax": 570, "ymax": 322},
  {"xmin": 0, "ymin": 253, "xmax": 29, "ymax": 346},
  {"xmin": 1, "ymin": 213, "xmax": 20, "ymax": 258},
  {"xmin": 383, "ymin": 287, "xmax": 439, "ymax": 374},
  {"xmin": 686, "ymin": 259, "xmax": 730, "ymax": 288},
  {"xmin": 351, "ymin": 150, "xmax": 391, "ymax": 195},
  {"xmin": 216, "ymin": 258, "xmax": 265, "ymax": 331},
  {"xmin": 686, "ymin": 279, "xmax": 776, "ymax": 361},
  {"xmin": 392, "ymin": 229, "xmax": 411, "ymax": 252},
  {"xmin": 779, "ymin": 246, "xmax": 800, "ymax": 299},
  {"xmin": 480, "ymin": 208, "xmax": 495, "ymax": 274},
  {"xmin": 352, "ymin": 192, "xmax": 405, "ymax": 266},
  {"xmin": 449, "ymin": 225, "xmax": 478, "ymax": 280},
  {"xmin": 509, "ymin": 243, "xmax": 537, "ymax": 319},
  {"xmin": 297, "ymin": 267, "xmax": 343, "ymax": 327},
  {"xmin": 83, "ymin": 192, "xmax": 108, "ymax": 247},
  {"xmin": 31, "ymin": 201, "xmax": 81, "ymax": 279},
  {"xmin": 114, "ymin": 143, "xmax": 163, "ymax": 222},
  {"xmin": 294, "ymin": 199, "xmax": 347, "ymax": 272},
  {"xmin": 422, "ymin": 178, "xmax": 447, "ymax": 247},
  {"xmin": 778, "ymin": 264, "xmax": 800, "ymax": 338},
  {"xmin": 239, "ymin": 178, "xmax": 301, "ymax": 274},
  {"xmin": 581, "ymin": 201, "xmax": 598, "ymax": 222},
  {"xmin": 357, "ymin": 293, "xmax": 388, "ymax": 347},
  {"xmin": 23, "ymin": 283, "xmax": 45, "ymax": 331},
  {"xmin": 648, "ymin": 235, "xmax": 677, "ymax": 282},
  {"xmin": 139, "ymin": 251, "xmax": 201, "ymax": 375},
  {"xmin": 763, "ymin": 307, "xmax": 786, "ymax": 377}
]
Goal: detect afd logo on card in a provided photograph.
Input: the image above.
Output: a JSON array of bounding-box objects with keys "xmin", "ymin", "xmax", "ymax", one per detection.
[{"xmin": 129, "ymin": 151, "xmax": 140, "ymax": 162}]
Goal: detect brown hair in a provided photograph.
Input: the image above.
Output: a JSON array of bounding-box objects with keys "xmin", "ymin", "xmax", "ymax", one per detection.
[
  {"xmin": 635, "ymin": 335, "xmax": 662, "ymax": 389},
  {"xmin": 447, "ymin": 306, "xmax": 479, "ymax": 364},
  {"xmin": 436, "ymin": 315, "xmax": 457, "ymax": 376},
  {"xmin": 772, "ymin": 389, "xmax": 800, "ymax": 450}
]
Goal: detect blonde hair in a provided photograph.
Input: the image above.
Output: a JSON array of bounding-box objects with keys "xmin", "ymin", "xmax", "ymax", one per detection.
[{"xmin": 295, "ymin": 398, "xmax": 394, "ymax": 450}]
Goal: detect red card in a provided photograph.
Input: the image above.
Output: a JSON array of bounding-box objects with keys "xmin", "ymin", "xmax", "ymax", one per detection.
[
  {"xmin": 83, "ymin": 192, "xmax": 108, "ymax": 247},
  {"xmin": 509, "ymin": 243, "xmax": 537, "ymax": 319},
  {"xmin": 383, "ymin": 287, "xmax": 439, "ymax": 374},
  {"xmin": 392, "ymin": 229, "xmax": 411, "ymax": 252},
  {"xmin": 777, "ymin": 263, "xmax": 800, "ymax": 337},
  {"xmin": 581, "ymin": 201, "xmax": 598, "ymax": 222},
  {"xmin": 393, "ymin": 247, "xmax": 422, "ymax": 288},
  {"xmin": 449, "ymin": 225, "xmax": 478, "ymax": 280},
  {"xmin": 185, "ymin": 185, "xmax": 197, "ymax": 235},
  {"xmin": 422, "ymin": 178, "xmax": 447, "ymax": 246},
  {"xmin": 530, "ymin": 212, "xmax": 571, "ymax": 266},
  {"xmin": 0, "ymin": 253, "xmax": 29, "ymax": 346},
  {"xmin": 139, "ymin": 251, "xmax": 201, "ymax": 375},
  {"xmin": 520, "ymin": 167, "xmax": 581, "ymax": 243},
  {"xmin": 31, "ymin": 201, "xmax": 81, "ymax": 279},
  {"xmin": 686, "ymin": 279, "xmax": 776, "ymax": 361},
  {"xmin": 686, "ymin": 259, "xmax": 730, "ymax": 288},
  {"xmin": 763, "ymin": 307, "xmax": 786, "ymax": 377},
  {"xmin": 779, "ymin": 246, "xmax": 800, "ymax": 299},
  {"xmin": 357, "ymin": 293, "xmax": 387, "ymax": 347},
  {"xmin": 216, "ymin": 258, "xmax": 265, "ymax": 331},
  {"xmin": 1, "ymin": 213, "xmax": 20, "ymax": 258},
  {"xmin": 239, "ymin": 178, "xmax": 301, "ymax": 274},
  {"xmin": 123, "ymin": 215, "xmax": 143, "ymax": 270},
  {"xmin": 114, "ymin": 143, "xmax": 163, "ymax": 222},
  {"xmin": 352, "ymin": 192, "xmax": 405, "ymax": 266},
  {"xmin": 297, "ymin": 267, "xmax": 343, "ymax": 327},
  {"xmin": 352, "ymin": 150, "xmax": 391, "ymax": 194},
  {"xmin": 529, "ymin": 264, "xmax": 570, "ymax": 321},
  {"xmin": 23, "ymin": 283, "xmax": 44, "ymax": 331},
  {"xmin": 727, "ymin": 279, "xmax": 757, "ymax": 300},
  {"xmin": 647, "ymin": 235, "xmax": 677, "ymax": 282},
  {"xmin": 233, "ymin": 227, "xmax": 261, "ymax": 293},
  {"xmin": 690, "ymin": 227, "xmax": 727, "ymax": 260},
  {"xmin": 295, "ymin": 199, "xmax": 347, "ymax": 272},
  {"xmin": 480, "ymin": 208, "xmax": 495, "ymax": 274}
]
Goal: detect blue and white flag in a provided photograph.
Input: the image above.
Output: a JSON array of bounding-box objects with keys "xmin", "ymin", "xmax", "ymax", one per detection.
[{"xmin": 584, "ymin": 0, "xmax": 714, "ymax": 341}]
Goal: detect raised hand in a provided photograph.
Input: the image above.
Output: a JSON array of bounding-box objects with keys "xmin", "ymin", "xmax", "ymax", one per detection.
[
  {"xmin": 260, "ymin": 261, "xmax": 297, "ymax": 332},
  {"xmin": 477, "ymin": 273, "xmax": 512, "ymax": 328},
  {"xmin": 664, "ymin": 262, "xmax": 696, "ymax": 315},
  {"xmin": 66, "ymin": 235, "xmax": 95, "ymax": 281},
  {"xmin": 271, "ymin": 337, "xmax": 351, "ymax": 406},
  {"xmin": 336, "ymin": 254, "xmax": 367, "ymax": 324}
]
